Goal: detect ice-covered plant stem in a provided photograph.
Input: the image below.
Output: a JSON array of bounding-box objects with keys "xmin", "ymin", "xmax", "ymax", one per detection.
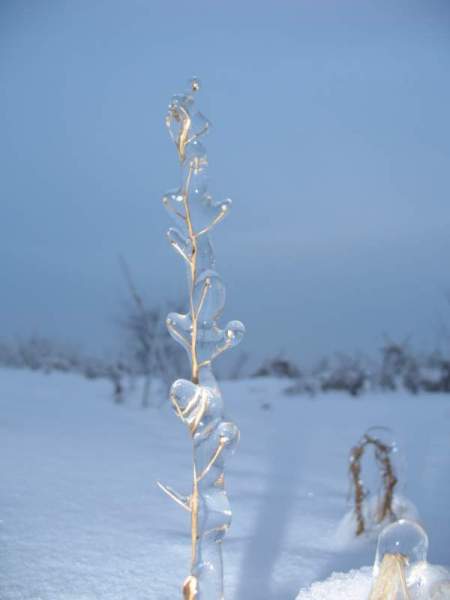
[{"xmin": 157, "ymin": 78, "xmax": 245, "ymax": 599}]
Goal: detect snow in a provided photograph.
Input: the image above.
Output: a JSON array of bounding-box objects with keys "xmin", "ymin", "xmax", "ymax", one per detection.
[
  {"xmin": 296, "ymin": 567, "xmax": 372, "ymax": 600},
  {"xmin": 295, "ymin": 563, "xmax": 450, "ymax": 599},
  {"xmin": 1, "ymin": 369, "xmax": 449, "ymax": 599}
]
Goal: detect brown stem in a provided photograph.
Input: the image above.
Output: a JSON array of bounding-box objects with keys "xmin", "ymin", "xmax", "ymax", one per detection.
[
  {"xmin": 179, "ymin": 161, "xmax": 206, "ymax": 573},
  {"xmin": 349, "ymin": 434, "xmax": 398, "ymax": 536},
  {"xmin": 181, "ymin": 165, "xmax": 200, "ymax": 384}
]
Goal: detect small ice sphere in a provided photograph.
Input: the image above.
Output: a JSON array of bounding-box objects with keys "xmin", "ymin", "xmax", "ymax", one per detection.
[{"xmin": 374, "ymin": 519, "xmax": 429, "ymax": 577}]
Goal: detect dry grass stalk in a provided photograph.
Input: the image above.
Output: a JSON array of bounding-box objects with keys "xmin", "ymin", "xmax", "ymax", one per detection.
[
  {"xmin": 349, "ymin": 433, "xmax": 398, "ymax": 536},
  {"xmin": 183, "ymin": 575, "xmax": 198, "ymax": 600},
  {"xmin": 369, "ymin": 553, "xmax": 410, "ymax": 600}
]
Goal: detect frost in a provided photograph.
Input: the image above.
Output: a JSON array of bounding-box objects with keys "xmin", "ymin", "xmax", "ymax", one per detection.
[{"xmin": 296, "ymin": 567, "xmax": 373, "ymax": 600}]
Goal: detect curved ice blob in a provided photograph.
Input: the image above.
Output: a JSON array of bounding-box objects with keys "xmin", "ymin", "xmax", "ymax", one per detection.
[{"xmin": 373, "ymin": 519, "xmax": 429, "ymax": 577}]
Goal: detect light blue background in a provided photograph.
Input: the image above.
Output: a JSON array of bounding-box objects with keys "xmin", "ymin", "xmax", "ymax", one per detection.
[{"xmin": 1, "ymin": 0, "xmax": 449, "ymax": 364}]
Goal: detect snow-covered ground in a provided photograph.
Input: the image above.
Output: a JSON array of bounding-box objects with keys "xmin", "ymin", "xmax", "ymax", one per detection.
[{"xmin": 1, "ymin": 369, "xmax": 449, "ymax": 599}]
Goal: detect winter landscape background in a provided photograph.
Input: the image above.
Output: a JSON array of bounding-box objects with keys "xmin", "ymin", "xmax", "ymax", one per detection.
[{"xmin": 1, "ymin": 0, "xmax": 450, "ymax": 598}]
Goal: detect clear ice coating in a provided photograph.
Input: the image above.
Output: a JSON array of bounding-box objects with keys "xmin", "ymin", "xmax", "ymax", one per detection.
[
  {"xmin": 369, "ymin": 520, "xmax": 450, "ymax": 600},
  {"xmin": 158, "ymin": 78, "xmax": 245, "ymax": 599},
  {"xmin": 370, "ymin": 520, "xmax": 429, "ymax": 600},
  {"xmin": 373, "ymin": 519, "xmax": 429, "ymax": 577}
]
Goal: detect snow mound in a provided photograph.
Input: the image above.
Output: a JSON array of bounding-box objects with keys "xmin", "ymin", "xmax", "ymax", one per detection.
[
  {"xmin": 431, "ymin": 581, "xmax": 450, "ymax": 600},
  {"xmin": 333, "ymin": 495, "xmax": 419, "ymax": 549},
  {"xmin": 296, "ymin": 564, "xmax": 450, "ymax": 600},
  {"xmin": 295, "ymin": 567, "xmax": 372, "ymax": 600},
  {"xmin": 409, "ymin": 563, "xmax": 450, "ymax": 599}
]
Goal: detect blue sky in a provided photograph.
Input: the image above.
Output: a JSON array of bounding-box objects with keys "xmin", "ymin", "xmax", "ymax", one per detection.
[{"xmin": 1, "ymin": 0, "xmax": 449, "ymax": 365}]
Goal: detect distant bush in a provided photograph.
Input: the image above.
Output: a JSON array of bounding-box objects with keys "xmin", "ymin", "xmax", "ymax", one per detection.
[
  {"xmin": 0, "ymin": 307, "xmax": 187, "ymax": 406},
  {"xmin": 0, "ymin": 335, "xmax": 81, "ymax": 373},
  {"xmin": 253, "ymin": 355, "xmax": 300, "ymax": 379},
  {"xmin": 119, "ymin": 301, "xmax": 187, "ymax": 406},
  {"xmin": 257, "ymin": 341, "xmax": 450, "ymax": 397},
  {"xmin": 118, "ymin": 259, "xmax": 188, "ymax": 406},
  {"xmin": 319, "ymin": 354, "xmax": 371, "ymax": 397},
  {"xmin": 3, "ymin": 335, "xmax": 449, "ymax": 400},
  {"xmin": 415, "ymin": 352, "xmax": 450, "ymax": 393},
  {"xmin": 377, "ymin": 341, "xmax": 419, "ymax": 393},
  {"xmin": 377, "ymin": 342, "xmax": 450, "ymax": 394},
  {"xmin": 284, "ymin": 354, "xmax": 372, "ymax": 397},
  {"xmin": 0, "ymin": 335, "xmax": 130, "ymax": 402}
]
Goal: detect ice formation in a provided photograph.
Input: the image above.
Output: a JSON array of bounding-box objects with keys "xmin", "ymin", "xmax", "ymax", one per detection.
[
  {"xmin": 298, "ymin": 520, "xmax": 450, "ymax": 600},
  {"xmin": 373, "ymin": 519, "xmax": 429, "ymax": 578},
  {"xmin": 158, "ymin": 79, "xmax": 245, "ymax": 599},
  {"xmin": 370, "ymin": 519, "xmax": 450, "ymax": 599}
]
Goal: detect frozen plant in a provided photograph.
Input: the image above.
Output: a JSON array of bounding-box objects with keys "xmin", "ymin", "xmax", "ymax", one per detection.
[
  {"xmin": 119, "ymin": 257, "xmax": 186, "ymax": 406},
  {"xmin": 369, "ymin": 519, "xmax": 449, "ymax": 599},
  {"xmin": 372, "ymin": 519, "xmax": 450, "ymax": 599},
  {"xmin": 296, "ymin": 519, "xmax": 450, "ymax": 599},
  {"xmin": 157, "ymin": 79, "xmax": 245, "ymax": 599},
  {"xmin": 349, "ymin": 427, "xmax": 398, "ymax": 536}
]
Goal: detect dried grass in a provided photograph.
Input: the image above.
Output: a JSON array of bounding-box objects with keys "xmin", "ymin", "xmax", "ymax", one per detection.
[{"xmin": 349, "ymin": 433, "xmax": 398, "ymax": 536}]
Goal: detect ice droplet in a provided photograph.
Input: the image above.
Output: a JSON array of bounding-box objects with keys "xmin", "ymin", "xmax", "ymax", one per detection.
[
  {"xmin": 374, "ymin": 519, "xmax": 429, "ymax": 577},
  {"xmin": 189, "ymin": 76, "xmax": 201, "ymax": 93}
]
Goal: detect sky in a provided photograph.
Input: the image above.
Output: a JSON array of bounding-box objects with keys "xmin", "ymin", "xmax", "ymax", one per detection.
[{"xmin": 1, "ymin": 0, "xmax": 450, "ymax": 367}]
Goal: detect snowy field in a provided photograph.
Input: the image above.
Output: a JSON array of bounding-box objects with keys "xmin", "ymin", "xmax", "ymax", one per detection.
[{"xmin": 1, "ymin": 369, "xmax": 449, "ymax": 599}]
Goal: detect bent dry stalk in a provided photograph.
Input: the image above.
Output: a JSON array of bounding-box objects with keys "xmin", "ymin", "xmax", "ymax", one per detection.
[
  {"xmin": 157, "ymin": 78, "xmax": 245, "ymax": 599},
  {"xmin": 349, "ymin": 430, "xmax": 398, "ymax": 536}
]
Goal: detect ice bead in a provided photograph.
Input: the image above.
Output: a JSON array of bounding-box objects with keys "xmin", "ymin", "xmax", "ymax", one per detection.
[{"xmin": 374, "ymin": 519, "xmax": 429, "ymax": 577}]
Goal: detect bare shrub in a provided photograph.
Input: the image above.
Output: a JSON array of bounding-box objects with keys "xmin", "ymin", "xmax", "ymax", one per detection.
[
  {"xmin": 119, "ymin": 258, "xmax": 186, "ymax": 407},
  {"xmin": 253, "ymin": 354, "xmax": 300, "ymax": 379},
  {"xmin": 378, "ymin": 339, "xmax": 420, "ymax": 393},
  {"xmin": 319, "ymin": 353, "xmax": 370, "ymax": 397},
  {"xmin": 417, "ymin": 351, "xmax": 450, "ymax": 393},
  {"xmin": 349, "ymin": 430, "xmax": 398, "ymax": 536}
]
